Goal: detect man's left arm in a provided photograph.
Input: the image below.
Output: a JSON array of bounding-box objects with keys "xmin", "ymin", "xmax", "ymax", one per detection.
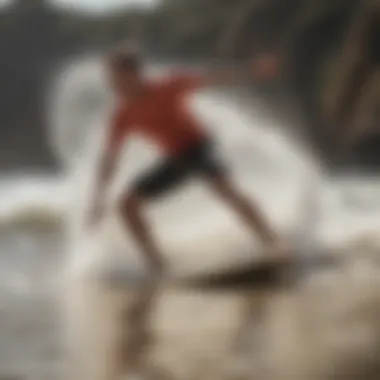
[{"xmin": 199, "ymin": 55, "xmax": 279, "ymax": 88}]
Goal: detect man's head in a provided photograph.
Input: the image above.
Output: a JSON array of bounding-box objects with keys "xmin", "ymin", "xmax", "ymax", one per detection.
[{"xmin": 106, "ymin": 43, "xmax": 144, "ymax": 98}]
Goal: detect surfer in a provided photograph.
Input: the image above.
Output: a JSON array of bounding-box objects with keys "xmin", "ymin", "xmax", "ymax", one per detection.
[{"xmin": 88, "ymin": 44, "xmax": 289, "ymax": 276}]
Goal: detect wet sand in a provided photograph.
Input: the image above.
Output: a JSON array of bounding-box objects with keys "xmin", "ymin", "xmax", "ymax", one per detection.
[
  {"xmin": 64, "ymin": 244, "xmax": 380, "ymax": 380},
  {"xmin": 1, "ymin": 223, "xmax": 380, "ymax": 380}
]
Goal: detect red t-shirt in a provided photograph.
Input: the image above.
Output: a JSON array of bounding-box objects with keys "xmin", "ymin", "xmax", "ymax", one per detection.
[{"xmin": 109, "ymin": 74, "xmax": 206, "ymax": 155}]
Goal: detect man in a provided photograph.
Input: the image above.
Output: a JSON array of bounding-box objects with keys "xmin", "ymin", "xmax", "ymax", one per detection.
[{"xmin": 89, "ymin": 45, "xmax": 288, "ymax": 276}]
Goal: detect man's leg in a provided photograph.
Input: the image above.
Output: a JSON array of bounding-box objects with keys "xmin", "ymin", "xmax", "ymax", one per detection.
[
  {"xmin": 206, "ymin": 174, "xmax": 278, "ymax": 246},
  {"xmin": 118, "ymin": 155, "xmax": 188, "ymax": 272},
  {"xmin": 119, "ymin": 192, "xmax": 164, "ymax": 272},
  {"xmin": 117, "ymin": 187, "xmax": 171, "ymax": 378}
]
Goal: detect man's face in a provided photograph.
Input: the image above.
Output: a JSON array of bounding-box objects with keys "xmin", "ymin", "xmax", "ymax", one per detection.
[{"xmin": 108, "ymin": 63, "xmax": 141, "ymax": 98}]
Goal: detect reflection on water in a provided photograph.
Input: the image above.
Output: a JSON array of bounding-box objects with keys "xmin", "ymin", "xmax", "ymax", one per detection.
[
  {"xmin": 1, "ymin": 218, "xmax": 380, "ymax": 380},
  {"xmin": 65, "ymin": 251, "xmax": 380, "ymax": 380},
  {"xmin": 0, "ymin": 225, "xmax": 64, "ymax": 380}
]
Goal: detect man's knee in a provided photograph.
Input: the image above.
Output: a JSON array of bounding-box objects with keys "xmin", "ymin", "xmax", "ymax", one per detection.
[
  {"xmin": 119, "ymin": 192, "xmax": 144, "ymax": 214},
  {"xmin": 208, "ymin": 174, "xmax": 233, "ymax": 197}
]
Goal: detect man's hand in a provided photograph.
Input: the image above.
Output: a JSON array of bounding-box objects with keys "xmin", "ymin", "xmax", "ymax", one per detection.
[{"xmin": 87, "ymin": 149, "xmax": 116, "ymax": 230}]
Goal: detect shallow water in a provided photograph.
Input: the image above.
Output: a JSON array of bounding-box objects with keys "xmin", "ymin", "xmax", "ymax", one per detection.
[
  {"xmin": 0, "ymin": 174, "xmax": 380, "ymax": 380},
  {"xmin": 0, "ymin": 223, "xmax": 63, "ymax": 380}
]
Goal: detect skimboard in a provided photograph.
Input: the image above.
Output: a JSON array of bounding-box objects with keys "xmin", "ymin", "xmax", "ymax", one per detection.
[
  {"xmin": 173, "ymin": 250, "xmax": 339, "ymax": 291},
  {"xmin": 99, "ymin": 249, "xmax": 338, "ymax": 292},
  {"xmin": 174, "ymin": 257, "xmax": 294, "ymax": 291}
]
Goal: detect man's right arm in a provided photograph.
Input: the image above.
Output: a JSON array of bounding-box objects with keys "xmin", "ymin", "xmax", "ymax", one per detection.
[{"xmin": 88, "ymin": 110, "xmax": 126, "ymax": 227}]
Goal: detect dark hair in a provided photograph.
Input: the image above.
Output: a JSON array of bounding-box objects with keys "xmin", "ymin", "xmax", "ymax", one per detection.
[{"xmin": 108, "ymin": 42, "xmax": 142, "ymax": 72}]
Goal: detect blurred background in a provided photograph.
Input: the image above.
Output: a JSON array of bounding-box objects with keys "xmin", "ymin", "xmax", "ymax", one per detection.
[
  {"xmin": 1, "ymin": 0, "xmax": 380, "ymax": 170},
  {"xmin": 1, "ymin": 1, "xmax": 380, "ymax": 380}
]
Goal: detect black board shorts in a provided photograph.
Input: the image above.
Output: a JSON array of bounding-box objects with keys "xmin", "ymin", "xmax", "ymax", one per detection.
[{"xmin": 132, "ymin": 138, "xmax": 226, "ymax": 199}]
